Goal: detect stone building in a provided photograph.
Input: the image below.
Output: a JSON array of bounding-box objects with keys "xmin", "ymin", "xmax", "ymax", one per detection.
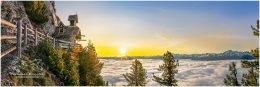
[{"xmin": 54, "ymin": 14, "xmax": 81, "ymax": 47}]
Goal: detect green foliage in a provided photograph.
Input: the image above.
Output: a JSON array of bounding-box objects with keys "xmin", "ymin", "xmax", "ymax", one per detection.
[
  {"xmin": 241, "ymin": 59, "xmax": 259, "ymax": 86},
  {"xmin": 153, "ymin": 51, "xmax": 178, "ymax": 86},
  {"xmin": 241, "ymin": 67, "xmax": 259, "ymax": 86},
  {"xmin": 224, "ymin": 20, "xmax": 259, "ymax": 86},
  {"xmin": 23, "ymin": 1, "xmax": 49, "ymax": 25},
  {"xmin": 35, "ymin": 39, "xmax": 64, "ymax": 77},
  {"xmin": 15, "ymin": 57, "xmax": 35, "ymax": 86},
  {"xmin": 240, "ymin": 19, "xmax": 259, "ymax": 86},
  {"xmin": 251, "ymin": 20, "xmax": 259, "ymax": 36},
  {"xmin": 62, "ymin": 50, "xmax": 80, "ymax": 86},
  {"xmin": 241, "ymin": 60, "xmax": 259, "ymax": 69},
  {"xmin": 123, "ymin": 59, "xmax": 147, "ymax": 86},
  {"xmin": 78, "ymin": 41, "xmax": 105, "ymax": 86},
  {"xmin": 224, "ymin": 62, "xmax": 240, "ymax": 86},
  {"xmin": 25, "ymin": 39, "xmax": 105, "ymax": 86},
  {"xmin": 251, "ymin": 48, "xmax": 259, "ymax": 58},
  {"xmin": 42, "ymin": 73, "xmax": 55, "ymax": 86},
  {"xmin": 38, "ymin": 39, "xmax": 82, "ymax": 86}
]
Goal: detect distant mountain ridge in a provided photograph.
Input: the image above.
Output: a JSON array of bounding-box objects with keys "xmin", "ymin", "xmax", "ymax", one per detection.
[{"xmin": 99, "ymin": 50, "xmax": 256, "ymax": 61}]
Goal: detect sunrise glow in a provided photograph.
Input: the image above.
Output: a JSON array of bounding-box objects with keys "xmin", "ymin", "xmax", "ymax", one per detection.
[{"xmin": 56, "ymin": 1, "xmax": 259, "ymax": 57}]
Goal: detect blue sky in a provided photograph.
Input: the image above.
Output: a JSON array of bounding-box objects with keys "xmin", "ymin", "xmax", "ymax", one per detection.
[{"xmin": 55, "ymin": 1, "xmax": 259, "ymax": 56}]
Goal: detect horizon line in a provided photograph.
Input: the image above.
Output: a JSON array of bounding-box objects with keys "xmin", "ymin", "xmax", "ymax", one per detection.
[{"xmin": 97, "ymin": 49, "xmax": 251, "ymax": 57}]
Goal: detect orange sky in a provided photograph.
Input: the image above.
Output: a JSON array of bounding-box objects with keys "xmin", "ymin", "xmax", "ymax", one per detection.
[{"xmin": 56, "ymin": 1, "xmax": 259, "ymax": 57}]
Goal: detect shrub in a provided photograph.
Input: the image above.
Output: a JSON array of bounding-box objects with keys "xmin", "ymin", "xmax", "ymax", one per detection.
[{"xmin": 23, "ymin": 1, "xmax": 49, "ymax": 25}]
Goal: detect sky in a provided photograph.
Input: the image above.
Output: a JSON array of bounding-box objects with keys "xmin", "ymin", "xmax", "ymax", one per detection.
[{"xmin": 55, "ymin": 1, "xmax": 259, "ymax": 57}]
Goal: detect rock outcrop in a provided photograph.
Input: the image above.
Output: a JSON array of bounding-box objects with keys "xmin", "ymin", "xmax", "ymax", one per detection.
[{"xmin": 1, "ymin": 1, "xmax": 66, "ymax": 86}]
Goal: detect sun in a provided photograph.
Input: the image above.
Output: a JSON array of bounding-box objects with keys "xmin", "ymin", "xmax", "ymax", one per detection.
[{"xmin": 119, "ymin": 48, "xmax": 126, "ymax": 56}]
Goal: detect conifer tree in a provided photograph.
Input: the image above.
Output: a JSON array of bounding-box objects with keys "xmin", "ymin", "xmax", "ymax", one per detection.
[
  {"xmin": 63, "ymin": 49, "xmax": 80, "ymax": 86},
  {"xmin": 241, "ymin": 20, "xmax": 259, "ymax": 86},
  {"xmin": 23, "ymin": 1, "xmax": 49, "ymax": 25},
  {"xmin": 123, "ymin": 59, "xmax": 148, "ymax": 86},
  {"xmin": 153, "ymin": 51, "xmax": 178, "ymax": 86},
  {"xmin": 224, "ymin": 62, "xmax": 240, "ymax": 86},
  {"xmin": 78, "ymin": 41, "xmax": 105, "ymax": 86},
  {"xmin": 223, "ymin": 20, "xmax": 259, "ymax": 86}
]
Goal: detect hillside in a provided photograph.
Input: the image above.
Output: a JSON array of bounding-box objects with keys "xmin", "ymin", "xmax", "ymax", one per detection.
[{"xmin": 1, "ymin": 1, "xmax": 68, "ymax": 85}]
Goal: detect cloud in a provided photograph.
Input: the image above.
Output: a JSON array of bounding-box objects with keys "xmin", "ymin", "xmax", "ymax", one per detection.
[{"xmin": 100, "ymin": 59, "xmax": 247, "ymax": 86}]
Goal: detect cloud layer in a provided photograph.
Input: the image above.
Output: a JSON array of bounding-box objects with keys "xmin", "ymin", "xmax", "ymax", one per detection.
[{"xmin": 100, "ymin": 59, "xmax": 247, "ymax": 86}]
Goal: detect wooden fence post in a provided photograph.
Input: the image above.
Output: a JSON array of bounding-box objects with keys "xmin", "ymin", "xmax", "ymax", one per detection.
[
  {"xmin": 34, "ymin": 28, "xmax": 38, "ymax": 45},
  {"xmin": 53, "ymin": 38, "xmax": 56, "ymax": 48},
  {"xmin": 23, "ymin": 23, "xmax": 27, "ymax": 49},
  {"xmin": 17, "ymin": 17, "xmax": 22, "ymax": 58}
]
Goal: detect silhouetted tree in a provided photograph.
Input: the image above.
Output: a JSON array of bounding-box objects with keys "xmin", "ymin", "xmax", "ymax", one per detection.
[
  {"xmin": 123, "ymin": 59, "xmax": 147, "ymax": 86},
  {"xmin": 241, "ymin": 20, "xmax": 259, "ymax": 86},
  {"xmin": 153, "ymin": 51, "xmax": 178, "ymax": 86},
  {"xmin": 224, "ymin": 62, "xmax": 240, "ymax": 86}
]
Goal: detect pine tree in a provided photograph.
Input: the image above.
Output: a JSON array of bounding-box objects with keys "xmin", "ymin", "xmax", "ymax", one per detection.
[
  {"xmin": 23, "ymin": 1, "xmax": 49, "ymax": 25},
  {"xmin": 63, "ymin": 49, "xmax": 80, "ymax": 86},
  {"xmin": 123, "ymin": 59, "xmax": 148, "ymax": 86},
  {"xmin": 241, "ymin": 20, "xmax": 259, "ymax": 86},
  {"xmin": 224, "ymin": 62, "xmax": 240, "ymax": 86},
  {"xmin": 153, "ymin": 51, "xmax": 178, "ymax": 86},
  {"xmin": 78, "ymin": 41, "xmax": 105, "ymax": 86}
]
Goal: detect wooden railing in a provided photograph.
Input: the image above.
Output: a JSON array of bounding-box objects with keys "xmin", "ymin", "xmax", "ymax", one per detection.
[{"xmin": 1, "ymin": 18, "xmax": 72, "ymax": 58}]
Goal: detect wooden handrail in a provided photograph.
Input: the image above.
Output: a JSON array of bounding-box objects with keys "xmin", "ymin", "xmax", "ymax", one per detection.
[
  {"xmin": 60, "ymin": 43, "xmax": 70, "ymax": 45},
  {"xmin": 1, "ymin": 46, "xmax": 17, "ymax": 58},
  {"xmin": 1, "ymin": 18, "xmax": 76, "ymax": 58},
  {"xmin": 58, "ymin": 40, "xmax": 71, "ymax": 44},
  {"xmin": 27, "ymin": 28, "xmax": 35, "ymax": 34},
  {"xmin": 1, "ymin": 19, "xmax": 17, "ymax": 29},
  {"xmin": 38, "ymin": 36, "xmax": 45, "ymax": 40},
  {"xmin": 1, "ymin": 35, "xmax": 16, "ymax": 39},
  {"xmin": 5, "ymin": 40, "xmax": 17, "ymax": 44},
  {"xmin": 61, "ymin": 45, "xmax": 69, "ymax": 48},
  {"xmin": 37, "ymin": 31, "xmax": 46, "ymax": 37},
  {"xmin": 27, "ymin": 34, "xmax": 34, "ymax": 37}
]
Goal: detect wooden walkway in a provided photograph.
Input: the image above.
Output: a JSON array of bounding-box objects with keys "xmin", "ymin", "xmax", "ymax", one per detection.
[{"xmin": 1, "ymin": 18, "xmax": 72, "ymax": 58}]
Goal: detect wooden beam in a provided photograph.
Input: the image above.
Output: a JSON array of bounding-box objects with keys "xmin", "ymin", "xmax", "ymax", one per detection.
[
  {"xmin": 16, "ymin": 17, "xmax": 22, "ymax": 58},
  {"xmin": 37, "ymin": 31, "xmax": 45, "ymax": 37},
  {"xmin": 27, "ymin": 34, "xmax": 34, "ymax": 37},
  {"xmin": 53, "ymin": 38, "xmax": 56, "ymax": 48},
  {"xmin": 38, "ymin": 36, "xmax": 45, "ymax": 40},
  {"xmin": 61, "ymin": 45, "xmax": 69, "ymax": 48},
  {"xmin": 23, "ymin": 23, "xmax": 28, "ymax": 48},
  {"xmin": 1, "ymin": 36, "xmax": 16, "ymax": 39},
  {"xmin": 1, "ymin": 46, "xmax": 17, "ymax": 58},
  {"xmin": 58, "ymin": 40, "xmax": 71, "ymax": 44},
  {"xmin": 1, "ymin": 19, "xmax": 17, "ymax": 29},
  {"xmin": 4, "ymin": 40, "xmax": 17, "ymax": 44},
  {"xmin": 27, "ymin": 28, "xmax": 35, "ymax": 34}
]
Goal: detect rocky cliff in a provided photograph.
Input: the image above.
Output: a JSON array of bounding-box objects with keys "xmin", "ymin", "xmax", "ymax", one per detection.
[
  {"xmin": 1, "ymin": 1, "xmax": 63, "ymax": 85},
  {"xmin": 1, "ymin": 1, "xmax": 61, "ymax": 35}
]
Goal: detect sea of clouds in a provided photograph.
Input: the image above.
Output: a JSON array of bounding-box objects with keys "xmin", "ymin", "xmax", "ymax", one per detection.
[{"xmin": 100, "ymin": 59, "xmax": 247, "ymax": 86}]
